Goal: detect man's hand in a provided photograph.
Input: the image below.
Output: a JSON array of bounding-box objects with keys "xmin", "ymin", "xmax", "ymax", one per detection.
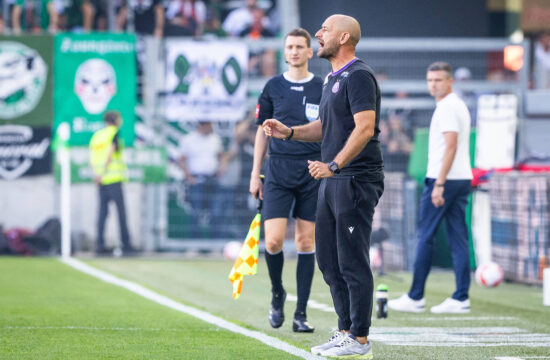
[
  {"xmin": 262, "ymin": 119, "xmax": 291, "ymax": 139},
  {"xmin": 249, "ymin": 174, "xmax": 264, "ymax": 200},
  {"xmin": 431, "ymin": 186, "xmax": 445, "ymax": 207},
  {"xmin": 93, "ymin": 175, "xmax": 102, "ymax": 185},
  {"xmin": 308, "ymin": 160, "xmax": 333, "ymax": 180}
]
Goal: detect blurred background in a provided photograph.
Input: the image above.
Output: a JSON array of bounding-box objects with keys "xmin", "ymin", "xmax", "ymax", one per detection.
[{"xmin": 0, "ymin": 0, "xmax": 549, "ymax": 286}]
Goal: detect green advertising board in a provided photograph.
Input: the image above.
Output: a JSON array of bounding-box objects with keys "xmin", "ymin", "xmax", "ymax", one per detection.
[
  {"xmin": 53, "ymin": 146, "xmax": 166, "ymax": 183},
  {"xmin": 54, "ymin": 33, "xmax": 136, "ymax": 146},
  {"xmin": 0, "ymin": 35, "xmax": 53, "ymax": 126}
]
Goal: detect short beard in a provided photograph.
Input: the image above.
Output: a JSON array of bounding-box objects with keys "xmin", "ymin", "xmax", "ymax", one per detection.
[{"xmin": 318, "ymin": 48, "xmax": 334, "ymax": 60}]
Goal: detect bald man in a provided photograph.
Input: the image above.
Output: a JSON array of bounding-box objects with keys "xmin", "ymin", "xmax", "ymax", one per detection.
[{"xmin": 262, "ymin": 14, "xmax": 383, "ymax": 358}]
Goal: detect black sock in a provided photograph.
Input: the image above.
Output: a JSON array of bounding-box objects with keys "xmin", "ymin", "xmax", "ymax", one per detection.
[
  {"xmin": 295, "ymin": 252, "xmax": 315, "ymax": 319},
  {"xmin": 265, "ymin": 250, "xmax": 284, "ymax": 295}
]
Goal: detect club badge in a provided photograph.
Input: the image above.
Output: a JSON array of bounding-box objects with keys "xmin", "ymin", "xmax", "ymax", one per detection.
[{"xmin": 332, "ymin": 81, "xmax": 340, "ymax": 93}]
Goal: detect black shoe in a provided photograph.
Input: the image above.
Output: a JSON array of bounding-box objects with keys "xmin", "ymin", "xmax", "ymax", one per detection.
[
  {"xmin": 268, "ymin": 290, "xmax": 286, "ymax": 328},
  {"xmin": 292, "ymin": 317, "xmax": 315, "ymax": 333}
]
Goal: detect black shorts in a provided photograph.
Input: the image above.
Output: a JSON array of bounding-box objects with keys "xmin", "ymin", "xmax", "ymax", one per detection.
[{"xmin": 262, "ymin": 157, "xmax": 320, "ymax": 221}]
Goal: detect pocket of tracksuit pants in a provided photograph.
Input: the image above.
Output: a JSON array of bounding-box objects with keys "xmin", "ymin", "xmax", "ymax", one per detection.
[{"xmin": 340, "ymin": 178, "xmax": 363, "ymax": 242}]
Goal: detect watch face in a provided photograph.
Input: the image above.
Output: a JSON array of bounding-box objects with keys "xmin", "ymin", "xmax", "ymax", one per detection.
[{"xmin": 329, "ymin": 162, "xmax": 339, "ymax": 173}]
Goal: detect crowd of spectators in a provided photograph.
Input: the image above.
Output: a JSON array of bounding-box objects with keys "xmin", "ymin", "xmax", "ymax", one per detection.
[{"xmin": 0, "ymin": 0, "xmax": 280, "ymax": 38}]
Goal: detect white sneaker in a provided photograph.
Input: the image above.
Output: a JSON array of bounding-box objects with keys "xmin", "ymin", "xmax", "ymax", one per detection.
[
  {"xmin": 430, "ymin": 298, "xmax": 470, "ymax": 314},
  {"xmin": 311, "ymin": 330, "xmax": 345, "ymax": 355},
  {"xmin": 320, "ymin": 335, "xmax": 373, "ymax": 359},
  {"xmin": 387, "ymin": 294, "xmax": 426, "ymax": 313}
]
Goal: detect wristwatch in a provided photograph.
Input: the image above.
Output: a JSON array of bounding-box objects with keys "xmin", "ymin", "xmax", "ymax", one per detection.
[{"xmin": 328, "ymin": 161, "xmax": 340, "ymax": 174}]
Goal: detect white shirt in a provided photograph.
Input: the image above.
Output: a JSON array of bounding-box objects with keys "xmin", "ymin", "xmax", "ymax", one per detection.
[
  {"xmin": 166, "ymin": 0, "xmax": 206, "ymax": 22},
  {"xmin": 179, "ymin": 131, "xmax": 222, "ymax": 176},
  {"xmin": 426, "ymin": 92, "xmax": 473, "ymax": 180},
  {"xmin": 222, "ymin": 7, "xmax": 270, "ymax": 36}
]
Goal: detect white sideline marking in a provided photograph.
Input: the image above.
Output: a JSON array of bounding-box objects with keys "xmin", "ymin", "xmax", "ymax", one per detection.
[
  {"xmin": 369, "ymin": 327, "xmax": 550, "ymax": 347},
  {"xmin": 61, "ymin": 258, "xmax": 323, "ymax": 360}
]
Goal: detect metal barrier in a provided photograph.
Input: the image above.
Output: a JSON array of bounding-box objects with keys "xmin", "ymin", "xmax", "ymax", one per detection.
[{"xmin": 489, "ymin": 172, "xmax": 549, "ymax": 285}]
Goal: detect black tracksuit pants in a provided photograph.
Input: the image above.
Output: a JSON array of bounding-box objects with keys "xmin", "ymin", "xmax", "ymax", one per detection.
[{"xmin": 315, "ymin": 174, "xmax": 384, "ymax": 337}]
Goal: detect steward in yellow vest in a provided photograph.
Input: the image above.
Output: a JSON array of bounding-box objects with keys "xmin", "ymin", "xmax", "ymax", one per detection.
[
  {"xmin": 89, "ymin": 111, "xmax": 133, "ymax": 255},
  {"xmin": 89, "ymin": 113, "xmax": 127, "ymax": 185}
]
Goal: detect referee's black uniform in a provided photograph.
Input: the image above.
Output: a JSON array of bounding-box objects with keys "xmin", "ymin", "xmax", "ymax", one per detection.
[
  {"xmin": 257, "ymin": 74, "xmax": 323, "ymax": 221},
  {"xmin": 316, "ymin": 58, "xmax": 384, "ymax": 338},
  {"xmin": 256, "ymin": 72, "xmax": 323, "ymax": 325}
]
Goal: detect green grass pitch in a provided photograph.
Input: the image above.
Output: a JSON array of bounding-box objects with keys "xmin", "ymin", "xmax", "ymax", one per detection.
[{"xmin": 1, "ymin": 256, "xmax": 549, "ymax": 359}]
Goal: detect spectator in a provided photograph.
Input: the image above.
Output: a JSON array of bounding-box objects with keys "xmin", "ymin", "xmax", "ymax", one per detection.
[
  {"xmin": 222, "ymin": 0, "xmax": 270, "ymax": 37},
  {"xmin": 117, "ymin": 0, "xmax": 165, "ymax": 37},
  {"xmin": 386, "ymin": 111, "xmax": 412, "ymax": 155},
  {"xmin": 12, "ymin": 0, "xmax": 58, "ymax": 34},
  {"xmin": 534, "ymin": 32, "xmax": 550, "ymax": 89},
  {"xmin": 90, "ymin": 0, "xmax": 108, "ymax": 31},
  {"xmin": 239, "ymin": 6, "xmax": 273, "ymax": 38},
  {"xmin": 164, "ymin": 0, "xmax": 206, "ymax": 37},
  {"xmin": 384, "ymin": 110, "xmax": 413, "ymax": 172},
  {"xmin": 62, "ymin": 0, "xmax": 95, "ymax": 32},
  {"xmin": 178, "ymin": 121, "xmax": 223, "ymax": 238},
  {"xmin": 202, "ymin": 7, "xmax": 225, "ymax": 38}
]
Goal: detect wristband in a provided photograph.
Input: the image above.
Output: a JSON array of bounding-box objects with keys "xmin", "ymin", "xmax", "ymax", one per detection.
[
  {"xmin": 435, "ymin": 183, "xmax": 445, "ymax": 187},
  {"xmin": 283, "ymin": 127, "xmax": 294, "ymax": 141}
]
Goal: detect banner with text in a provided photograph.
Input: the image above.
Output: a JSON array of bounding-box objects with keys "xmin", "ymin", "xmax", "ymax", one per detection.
[
  {"xmin": 164, "ymin": 40, "xmax": 248, "ymax": 122},
  {"xmin": 54, "ymin": 33, "xmax": 136, "ymax": 146},
  {"xmin": 53, "ymin": 146, "xmax": 166, "ymax": 183},
  {"xmin": 0, "ymin": 125, "xmax": 51, "ymax": 180},
  {"xmin": 0, "ymin": 36, "xmax": 53, "ymax": 127}
]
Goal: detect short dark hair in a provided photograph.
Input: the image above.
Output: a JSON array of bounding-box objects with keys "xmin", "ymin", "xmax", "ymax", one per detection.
[
  {"xmin": 427, "ymin": 61, "xmax": 453, "ymax": 78},
  {"xmin": 104, "ymin": 111, "xmax": 120, "ymax": 125},
  {"xmin": 285, "ymin": 28, "xmax": 312, "ymax": 48}
]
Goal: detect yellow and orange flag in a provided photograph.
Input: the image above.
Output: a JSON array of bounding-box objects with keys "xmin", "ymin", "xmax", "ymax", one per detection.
[{"xmin": 228, "ymin": 213, "xmax": 261, "ymax": 299}]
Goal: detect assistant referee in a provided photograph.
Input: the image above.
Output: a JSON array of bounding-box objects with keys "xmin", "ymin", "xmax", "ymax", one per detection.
[{"xmin": 250, "ymin": 28, "xmax": 323, "ymax": 333}]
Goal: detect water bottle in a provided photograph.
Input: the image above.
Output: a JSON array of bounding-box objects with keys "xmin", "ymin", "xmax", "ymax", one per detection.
[{"xmin": 376, "ymin": 284, "xmax": 388, "ymax": 319}]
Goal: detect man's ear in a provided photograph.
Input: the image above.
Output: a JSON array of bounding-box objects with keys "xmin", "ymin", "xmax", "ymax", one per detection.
[{"xmin": 340, "ymin": 32, "xmax": 350, "ymax": 45}]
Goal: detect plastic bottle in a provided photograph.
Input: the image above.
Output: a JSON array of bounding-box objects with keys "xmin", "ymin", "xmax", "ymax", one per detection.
[{"xmin": 376, "ymin": 284, "xmax": 388, "ymax": 318}]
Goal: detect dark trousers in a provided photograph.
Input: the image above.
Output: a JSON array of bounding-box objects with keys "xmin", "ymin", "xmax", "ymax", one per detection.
[
  {"xmin": 316, "ymin": 175, "xmax": 384, "ymax": 337},
  {"xmin": 97, "ymin": 182, "xmax": 131, "ymax": 251},
  {"xmin": 188, "ymin": 176, "xmax": 222, "ymax": 238},
  {"xmin": 409, "ymin": 178, "xmax": 471, "ymax": 301}
]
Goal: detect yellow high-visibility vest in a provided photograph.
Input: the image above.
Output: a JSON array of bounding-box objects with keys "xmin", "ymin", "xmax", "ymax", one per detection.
[{"xmin": 89, "ymin": 125, "xmax": 127, "ymax": 185}]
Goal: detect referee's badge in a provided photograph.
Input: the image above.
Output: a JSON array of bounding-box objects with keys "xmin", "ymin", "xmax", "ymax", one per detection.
[
  {"xmin": 332, "ymin": 81, "xmax": 340, "ymax": 93},
  {"xmin": 305, "ymin": 103, "xmax": 319, "ymax": 122}
]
